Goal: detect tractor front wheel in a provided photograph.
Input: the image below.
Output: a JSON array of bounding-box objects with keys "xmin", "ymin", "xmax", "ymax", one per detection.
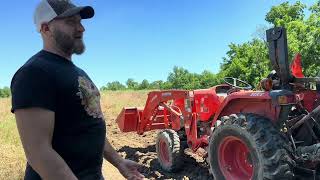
[
  {"xmin": 208, "ymin": 114, "xmax": 295, "ymax": 180},
  {"xmin": 156, "ymin": 129, "xmax": 184, "ymax": 172}
]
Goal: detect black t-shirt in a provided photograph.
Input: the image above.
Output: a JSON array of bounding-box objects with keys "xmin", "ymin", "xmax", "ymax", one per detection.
[{"xmin": 11, "ymin": 50, "xmax": 106, "ymax": 180}]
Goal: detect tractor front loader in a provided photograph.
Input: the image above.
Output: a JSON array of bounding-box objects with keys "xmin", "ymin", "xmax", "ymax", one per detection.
[{"xmin": 116, "ymin": 27, "xmax": 320, "ymax": 180}]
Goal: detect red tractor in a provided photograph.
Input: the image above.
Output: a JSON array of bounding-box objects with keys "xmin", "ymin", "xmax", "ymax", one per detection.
[{"xmin": 116, "ymin": 27, "xmax": 320, "ymax": 179}]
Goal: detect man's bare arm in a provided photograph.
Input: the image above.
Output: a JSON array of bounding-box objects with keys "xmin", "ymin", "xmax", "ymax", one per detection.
[
  {"xmin": 103, "ymin": 139, "xmax": 144, "ymax": 179},
  {"xmin": 15, "ymin": 108, "xmax": 77, "ymax": 180},
  {"xmin": 103, "ymin": 138, "xmax": 123, "ymax": 168}
]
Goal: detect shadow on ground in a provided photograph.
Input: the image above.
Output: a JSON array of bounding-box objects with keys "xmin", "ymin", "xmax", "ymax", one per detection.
[{"xmin": 118, "ymin": 145, "xmax": 214, "ymax": 180}]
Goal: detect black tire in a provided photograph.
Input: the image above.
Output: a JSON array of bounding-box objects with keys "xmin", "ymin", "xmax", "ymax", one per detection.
[
  {"xmin": 208, "ymin": 114, "xmax": 295, "ymax": 180},
  {"xmin": 156, "ymin": 129, "xmax": 184, "ymax": 172}
]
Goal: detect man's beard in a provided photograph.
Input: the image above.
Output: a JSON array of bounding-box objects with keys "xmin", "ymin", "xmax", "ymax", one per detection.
[{"xmin": 52, "ymin": 29, "xmax": 85, "ymax": 56}]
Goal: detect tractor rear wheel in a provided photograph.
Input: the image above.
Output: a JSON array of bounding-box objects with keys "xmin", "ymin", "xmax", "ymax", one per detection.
[
  {"xmin": 156, "ymin": 129, "xmax": 184, "ymax": 172},
  {"xmin": 208, "ymin": 114, "xmax": 295, "ymax": 180}
]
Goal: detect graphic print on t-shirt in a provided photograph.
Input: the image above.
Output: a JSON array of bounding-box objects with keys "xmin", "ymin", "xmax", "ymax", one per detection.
[{"xmin": 76, "ymin": 76, "xmax": 104, "ymax": 119}]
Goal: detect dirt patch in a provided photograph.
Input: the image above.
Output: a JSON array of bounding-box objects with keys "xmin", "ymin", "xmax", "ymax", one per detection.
[{"xmin": 106, "ymin": 118, "xmax": 214, "ymax": 180}]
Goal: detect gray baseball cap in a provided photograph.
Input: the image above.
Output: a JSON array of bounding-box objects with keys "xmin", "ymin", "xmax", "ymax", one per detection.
[{"xmin": 34, "ymin": 0, "xmax": 94, "ymax": 32}]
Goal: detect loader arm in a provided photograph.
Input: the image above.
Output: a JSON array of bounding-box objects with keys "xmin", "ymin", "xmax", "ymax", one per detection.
[
  {"xmin": 116, "ymin": 90, "xmax": 190, "ymax": 134},
  {"xmin": 137, "ymin": 90, "xmax": 190, "ymax": 134}
]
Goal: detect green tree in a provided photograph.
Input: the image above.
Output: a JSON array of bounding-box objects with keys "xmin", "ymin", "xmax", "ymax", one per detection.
[
  {"xmin": 138, "ymin": 79, "xmax": 150, "ymax": 90},
  {"xmin": 0, "ymin": 87, "xmax": 11, "ymax": 98},
  {"xmin": 199, "ymin": 70, "xmax": 219, "ymax": 88},
  {"xmin": 219, "ymin": 39, "xmax": 270, "ymax": 87},
  {"xmin": 149, "ymin": 80, "xmax": 163, "ymax": 90},
  {"xmin": 167, "ymin": 66, "xmax": 201, "ymax": 90},
  {"xmin": 265, "ymin": 1, "xmax": 320, "ymax": 77},
  {"xmin": 126, "ymin": 78, "xmax": 138, "ymax": 89},
  {"xmin": 160, "ymin": 81, "xmax": 173, "ymax": 90},
  {"xmin": 167, "ymin": 66, "xmax": 189, "ymax": 89},
  {"xmin": 217, "ymin": 1, "xmax": 320, "ymax": 87},
  {"xmin": 265, "ymin": 1, "xmax": 306, "ymax": 26},
  {"xmin": 101, "ymin": 81, "xmax": 126, "ymax": 91}
]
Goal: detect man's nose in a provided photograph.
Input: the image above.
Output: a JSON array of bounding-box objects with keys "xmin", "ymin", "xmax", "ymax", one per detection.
[{"xmin": 78, "ymin": 23, "xmax": 85, "ymax": 33}]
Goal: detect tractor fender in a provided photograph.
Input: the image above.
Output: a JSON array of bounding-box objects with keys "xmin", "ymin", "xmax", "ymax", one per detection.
[{"xmin": 212, "ymin": 91, "xmax": 281, "ymax": 126}]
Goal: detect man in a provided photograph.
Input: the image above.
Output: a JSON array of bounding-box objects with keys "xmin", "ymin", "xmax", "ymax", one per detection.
[{"xmin": 10, "ymin": 0, "xmax": 144, "ymax": 179}]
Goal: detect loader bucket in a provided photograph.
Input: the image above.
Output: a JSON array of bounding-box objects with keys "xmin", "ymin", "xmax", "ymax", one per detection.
[{"xmin": 116, "ymin": 107, "xmax": 143, "ymax": 132}]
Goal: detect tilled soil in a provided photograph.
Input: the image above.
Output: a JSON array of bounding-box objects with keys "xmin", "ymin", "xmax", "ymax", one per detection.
[{"xmin": 106, "ymin": 118, "xmax": 214, "ymax": 180}]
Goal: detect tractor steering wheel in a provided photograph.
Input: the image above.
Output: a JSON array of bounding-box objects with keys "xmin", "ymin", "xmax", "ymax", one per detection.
[{"xmin": 224, "ymin": 77, "xmax": 252, "ymax": 90}]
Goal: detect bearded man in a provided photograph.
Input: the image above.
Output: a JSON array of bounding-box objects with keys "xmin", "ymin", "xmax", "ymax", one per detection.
[{"xmin": 10, "ymin": 0, "xmax": 144, "ymax": 180}]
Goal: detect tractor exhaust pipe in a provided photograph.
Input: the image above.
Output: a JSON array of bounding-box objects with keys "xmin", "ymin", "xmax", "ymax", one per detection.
[{"xmin": 266, "ymin": 27, "xmax": 293, "ymax": 89}]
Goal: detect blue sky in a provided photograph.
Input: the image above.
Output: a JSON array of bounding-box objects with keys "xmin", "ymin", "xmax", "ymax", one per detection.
[{"xmin": 0, "ymin": 0, "xmax": 315, "ymax": 88}]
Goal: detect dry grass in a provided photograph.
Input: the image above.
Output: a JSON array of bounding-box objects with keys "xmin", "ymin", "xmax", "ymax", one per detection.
[
  {"xmin": 0, "ymin": 98, "xmax": 26, "ymax": 180},
  {"xmin": 0, "ymin": 98, "xmax": 13, "ymax": 122},
  {"xmin": 100, "ymin": 90, "xmax": 148, "ymax": 119},
  {"xmin": 0, "ymin": 90, "xmax": 149, "ymax": 179}
]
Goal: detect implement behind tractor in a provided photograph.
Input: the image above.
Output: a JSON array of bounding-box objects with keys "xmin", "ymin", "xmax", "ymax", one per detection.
[{"xmin": 116, "ymin": 27, "xmax": 320, "ymax": 179}]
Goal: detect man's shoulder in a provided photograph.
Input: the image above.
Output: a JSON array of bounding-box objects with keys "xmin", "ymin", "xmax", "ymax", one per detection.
[
  {"xmin": 15, "ymin": 51, "xmax": 47, "ymax": 71},
  {"xmin": 11, "ymin": 51, "xmax": 54, "ymax": 85},
  {"xmin": 23, "ymin": 50, "xmax": 57, "ymax": 70},
  {"xmin": 14, "ymin": 50, "xmax": 68, "ymax": 78}
]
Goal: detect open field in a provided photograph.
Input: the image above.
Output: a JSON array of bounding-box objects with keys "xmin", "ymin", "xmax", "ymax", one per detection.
[{"xmin": 0, "ymin": 91, "xmax": 212, "ymax": 180}]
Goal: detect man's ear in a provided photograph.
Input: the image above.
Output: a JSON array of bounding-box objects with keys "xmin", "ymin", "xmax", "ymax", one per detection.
[{"xmin": 40, "ymin": 23, "xmax": 51, "ymax": 34}]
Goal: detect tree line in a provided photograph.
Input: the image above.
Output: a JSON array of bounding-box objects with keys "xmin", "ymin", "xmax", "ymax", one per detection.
[
  {"xmin": 0, "ymin": 87, "xmax": 11, "ymax": 98},
  {"xmin": 101, "ymin": 1, "xmax": 320, "ymax": 91},
  {"xmin": 100, "ymin": 67, "xmax": 222, "ymax": 91}
]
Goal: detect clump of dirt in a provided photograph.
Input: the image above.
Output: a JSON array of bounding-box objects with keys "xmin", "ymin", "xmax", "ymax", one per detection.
[{"xmin": 107, "ymin": 118, "xmax": 214, "ymax": 180}]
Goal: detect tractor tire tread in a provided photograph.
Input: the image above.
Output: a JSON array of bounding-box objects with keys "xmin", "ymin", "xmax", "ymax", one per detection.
[
  {"xmin": 156, "ymin": 129, "xmax": 184, "ymax": 172},
  {"xmin": 208, "ymin": 113, "xmax": 295, "ymax": 180}
]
